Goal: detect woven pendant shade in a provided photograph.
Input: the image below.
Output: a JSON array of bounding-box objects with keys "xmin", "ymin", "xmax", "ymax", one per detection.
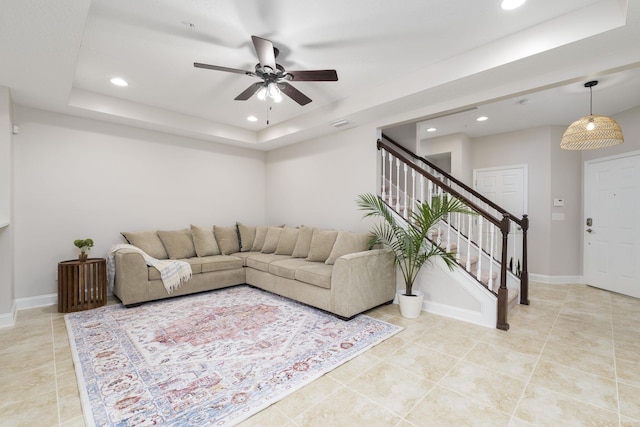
[
  {"xmin": 560, "ymin": 114, "xmax": 624, "ymax": 150},
  {"xmin": 561, "ymin": 80, "xmax": 624, "ymax": 150}
]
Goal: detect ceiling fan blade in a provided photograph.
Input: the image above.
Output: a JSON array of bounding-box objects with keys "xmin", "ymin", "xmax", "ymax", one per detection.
[
  {"xmin": 280, "ymin": 82, "xmax": 312, "ymax": 106},
  {"xmin": 194, "ymin": 62, "xmax": 253, "ymax": 76},
  {"xmin": 234, "ymin": 82, "xmax": 264, "ymax": 101},
  {"xmin": 251, "ymin": 35, "xmax": 277, "ymax": 71},
  {"xmin": 286, "ymin": 70, "xmax": 338, "ymax": 81}
]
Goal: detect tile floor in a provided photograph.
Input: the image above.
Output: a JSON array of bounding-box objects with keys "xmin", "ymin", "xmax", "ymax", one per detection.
[{"xmin": 1, "ymin": 282, "xmax": 639, "ymax": 426}]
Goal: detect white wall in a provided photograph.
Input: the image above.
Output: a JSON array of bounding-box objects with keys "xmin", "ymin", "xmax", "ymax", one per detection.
[
  {"xmin": 420, "ymin": 132, "xmax": 473, "ymax": 186},
  {"xmin": 0, "ymin": 88, "xmax": 14, "ymax": 316},
  {"xmin": 470, "ymin": 127, "xmax": 554, "ymax": 276},
  {"xmin": 12, "ymin": 107, "xmax": 266, "ymax": 300},
  {"xmin": 265, "ymin": 125, "xmax": 379, "ymax": 231},
  {"xmin": 549, "ymin": 126, "xmax": 582, "ymax": 276}
]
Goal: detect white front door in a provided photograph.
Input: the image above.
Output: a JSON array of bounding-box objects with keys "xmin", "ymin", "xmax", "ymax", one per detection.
[{"xmin": 584, "ymin": 152, "xmax": 640, "ymax": 298}]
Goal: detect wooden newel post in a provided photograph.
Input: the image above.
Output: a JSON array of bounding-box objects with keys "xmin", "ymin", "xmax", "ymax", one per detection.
[
  {"xmin": 520, "ymin": 214, "xmax": 530, "ymax": 305},
  {"xmin": 497, "ymin": 213, "xmax": 510, "ymax": 331}
]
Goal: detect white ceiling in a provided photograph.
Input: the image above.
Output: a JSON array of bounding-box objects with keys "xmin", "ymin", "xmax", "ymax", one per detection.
[{"xmin": 1, "ymin": 0, "xmax": 640, "ymax": 150}]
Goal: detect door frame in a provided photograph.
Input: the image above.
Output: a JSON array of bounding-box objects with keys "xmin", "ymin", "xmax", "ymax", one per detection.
[{"xmin": 582, "ymin": 149, "xmax": 640, "ymax": 284}]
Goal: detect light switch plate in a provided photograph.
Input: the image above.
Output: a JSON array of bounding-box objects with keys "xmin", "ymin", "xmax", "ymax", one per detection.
[{"xmin": 553, "ymin": 198, "xmax": 564, "ymax": 207}]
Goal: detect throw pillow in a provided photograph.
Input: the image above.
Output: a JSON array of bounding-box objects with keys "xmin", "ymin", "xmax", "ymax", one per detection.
[
  {"xmin": 261, "ymin": 227, "xmax": 284, "ymax": 253},
  {"xmin": 275, "ymin": 227, "xmax": 300, "ymax": 255},
  {"xmin": 305, "ymin": 229, "xmax": 339, "ymax": 263},
  {"xmin": 291, "ymin": 226, "xmax": 314, "ymax": 258},
  {"xmin": 157, "ymin": 229, "xmax": 197, "ymax": 259},
  {"xmin": 237, "ymin": 222, "xmax": 256, "ymax": 252},
  {"xmin": 121, "ymin": 230, "xmax": 168, "ymax": 259},
  {"xmin": 251, "ymin": 225, "xmax": 270, "ymax": 252},
  {"xmin": 213, "ymin": 225, "xmax": 240, "ymax": 255},
  {"xmin": 190, "ymin": 224, "xmax": 220, "ymax": 257},
  {"xmin": 325, "ymin": 231, "xmax": 371, "ymax": 264}
]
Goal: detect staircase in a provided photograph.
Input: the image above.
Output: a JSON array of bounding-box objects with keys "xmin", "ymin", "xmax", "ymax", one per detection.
[{"xmin": 378, "ymin": 135, "xmax": 529, "ymax": 330}]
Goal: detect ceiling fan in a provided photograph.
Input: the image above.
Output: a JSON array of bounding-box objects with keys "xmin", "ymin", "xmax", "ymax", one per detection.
[{"xmin": 194, "ymin": 35, "xmax": 338, "ymax": 106}]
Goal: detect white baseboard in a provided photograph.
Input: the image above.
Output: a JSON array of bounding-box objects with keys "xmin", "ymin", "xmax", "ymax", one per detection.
[
  {"xmin": 529, "ymin": 274, "xmax": 583, "ymax": 285},
  {"xmin": 421, "ymin": 299, "xmax": 496, "ymax": 329},
  {"xmin": 0, "ymin": 293, "xmax": 58, "ymax": 328},
  {"xmin": 0, "ymin": 301, "xmax": 17, "ymax": 328},
  {"xmin": 16, "ymin": 293, "xmax": 58, "ymax": 310}
]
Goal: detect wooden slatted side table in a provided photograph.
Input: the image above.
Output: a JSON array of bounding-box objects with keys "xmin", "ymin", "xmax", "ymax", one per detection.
[{"xmin": 58, "ymin": 258, "xmax": 107, "ymax": 313}]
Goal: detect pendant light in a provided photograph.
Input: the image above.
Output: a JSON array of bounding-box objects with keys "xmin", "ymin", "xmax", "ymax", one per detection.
[{"xmin": 560, "ymin": 80, "xmax": 624, "ymax": 150}]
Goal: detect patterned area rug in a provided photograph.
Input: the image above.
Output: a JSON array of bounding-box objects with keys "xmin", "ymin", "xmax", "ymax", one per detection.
[{"xmin": 65, "ymin": 285, "xmax": 402, "ymax": 426}]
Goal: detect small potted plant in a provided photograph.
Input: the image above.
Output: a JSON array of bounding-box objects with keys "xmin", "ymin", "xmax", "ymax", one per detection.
[{"xmin": 74, "ymin": 238, "xmax": 94, "ymax": 262}]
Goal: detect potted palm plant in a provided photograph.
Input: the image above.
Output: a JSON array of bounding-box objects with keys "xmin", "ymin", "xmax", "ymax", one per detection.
[{"xmin": 357, "ymin": 193, "xmax": 474, "ymax": 318}]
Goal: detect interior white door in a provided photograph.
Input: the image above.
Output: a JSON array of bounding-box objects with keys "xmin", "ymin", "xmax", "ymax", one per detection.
[
  {"xmin": 473, "ymin": 165, "xmax": 527, "ymax": 263},
  {"xmin": 584, "ymin": 153, "xmax": 640, "ymax": 298},
  {"xmin": 474, "ymin": 165, "xmax": 527, "ymax": 216}
]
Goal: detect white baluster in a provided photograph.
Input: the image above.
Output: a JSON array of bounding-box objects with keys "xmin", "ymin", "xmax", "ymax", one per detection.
[
  {"xmin": 456, "ymin": 212, "xmax": 461, "ymax": 262},
  {"xmin": 511, "ymin": 221, "xmax": 517, "ymax": 273},
  {"xmin": 446, "ymin": 200, "xmax": 452, "ymax": 252},
  {"xmin": 411, "ymin": 169, "xmax": 416, "ymax": 215},
  {"xmin": 388, "ymin": 153, "xmax": 394, "ymax": 204},
  {"xmin": 403, "ymin": 163, "xmax": 408, "ymax": 217},
  {"xmin": 395, "ymin": 157, "xmax": 400, "ymax": 211},
  {"xmin": 476, "ymin": 216, "xmax": 483, "ymax": 282},
  {"xmin": 488, "ymin": 223, "xmax": 495, "ymax": 289},
  {"xmin": 466, "ymin": 214, "xmax": 473, "ymax": 272},
  {"xmin": 381, "ymin": 149, "xmax": 386, "ymax": 200}
]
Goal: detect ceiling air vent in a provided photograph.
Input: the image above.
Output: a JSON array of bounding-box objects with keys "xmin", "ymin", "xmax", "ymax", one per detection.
[{"xmin": 330, "ymin": 119, "xmax": 350, "ymax": 128}]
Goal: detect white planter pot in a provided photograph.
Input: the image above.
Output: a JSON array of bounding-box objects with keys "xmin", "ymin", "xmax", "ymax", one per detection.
[{"xmin": 398, "ymin": 290, "xmax": 424, "ymax": 319}]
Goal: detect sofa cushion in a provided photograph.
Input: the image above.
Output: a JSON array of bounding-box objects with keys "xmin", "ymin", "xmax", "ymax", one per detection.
[
  {"xmin": 121, "ymin": 230, "xmax": 168, "ymax": 260},
  {"xmin": 295, "ymin": 263, "xmax": 333, "ymax": 289},
  {"xmin": 198, "ymin": 255, "xmax": 244, "ymax": 273},
  {"xmin": 214, "ymin": 225, "xmax": 240, "ymax": 255},
  {"xmin": 229, "ymin": 251, "xmax": 260, "ymax": 266},
  {"xmin": 246, "ymin": 253, "xmax": 293, "ymax": 272},
  {"xmin": 269, "ymin": 258, "xmax": 315, "ymax": 280},
  {"xmin": 261, "ymin": 227, "xmax": 283, "ymax": 254},
  {"xmin": 157, "ymin": 229, "xmax": 197, "ymax": 259},
  {"xmin": 148, "ymin": 259, "xmax": 202, "ymax": 281},
  {"xmin": 190, "ymin": 225, "xmax": 220, "ymax": 257},
  {"xmin": 325, "ymin": 231, "xmax": 371, "ymax": 265},
  {"xmin": 275, "ymin": 227, "xmax": 300, "ymax": 255},
  {"xmin": 305, "ymin": 229, "xmax": 338, "ymax": 262},
  {"xmin": 237, "ymin": 222, "xmax": 256, "ymax": 252},
  {"xmin": 291, "ymin": 226, "xmax": 314, "ymax": 258},
  {"xmin": 147, "ymin": 255, "xmax": 241, "ymax": 280}
]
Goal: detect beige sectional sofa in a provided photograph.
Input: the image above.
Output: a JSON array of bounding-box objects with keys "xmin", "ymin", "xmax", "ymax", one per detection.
[{"xmin": 112, "ymin": 223, "xmax": 396, "ymax": 319}]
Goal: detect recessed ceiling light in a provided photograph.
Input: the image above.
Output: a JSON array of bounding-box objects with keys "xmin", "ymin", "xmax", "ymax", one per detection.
[
  {"xmin": 426, "ymin": 127, "xmax": 437, "ymax": 132},
  {"xmin": 110, "ymin": 77, "xmax": 128, "ymax": 87},
  {"xmin": 247, "ymin": 116, "xmax": 258, "ymax": 122},
  {"xmin": 476, "ymin": 116, "xmax": 489, "ymax": 122},
  {"xmin": 501, "ymin": 0, "xmax": 526, "ymax": 10}
]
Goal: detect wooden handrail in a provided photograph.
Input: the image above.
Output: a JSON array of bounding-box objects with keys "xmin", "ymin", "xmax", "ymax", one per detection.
[
  {"xmin": 379, "ymin": 135, "xmax": 527, "ymax": 229},
  {"xmin": 378, "ymin": 141, "xmax": 506, "ymax": 230}
]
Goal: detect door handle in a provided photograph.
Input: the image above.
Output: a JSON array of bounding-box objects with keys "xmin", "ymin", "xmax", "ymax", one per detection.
[{"xmin": 586, "ymin": 228, "xmax": 593, "ymax": 233}]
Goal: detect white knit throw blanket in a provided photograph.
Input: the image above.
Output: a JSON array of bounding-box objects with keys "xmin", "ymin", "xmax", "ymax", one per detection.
[{"xmin": 107, "ymin": 244, "xmax": 192, "ymax": 295}]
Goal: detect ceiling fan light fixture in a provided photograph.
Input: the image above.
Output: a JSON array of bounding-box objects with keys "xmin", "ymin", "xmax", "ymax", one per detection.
[
  {"xmin": 268, "ymin": 82, "xmax": 280, "ymax": 97},
  {"xmin": 560, "ymin": 80, "xmax": 624, "ymax": 150},
  {"xmin": 257, "ymin": 85, "xmax": 268, "ymax": 101}
]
